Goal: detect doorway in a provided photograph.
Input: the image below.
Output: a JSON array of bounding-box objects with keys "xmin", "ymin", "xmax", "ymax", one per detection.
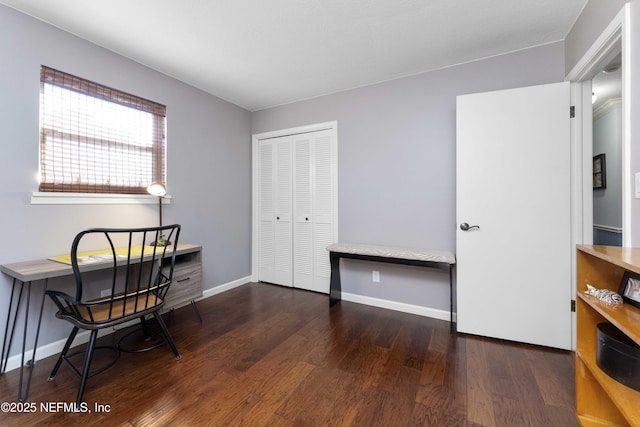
[
  {"xmin": 592, "ymin": 54, "xmax": 623, "ymax": 246},
  {"xmin": 566, "ymin": 4, "xmax": 629, "ymax": 250},
  {"xmin": 565, "ymin": 3, "xmax": 629, "ymax": 349}
]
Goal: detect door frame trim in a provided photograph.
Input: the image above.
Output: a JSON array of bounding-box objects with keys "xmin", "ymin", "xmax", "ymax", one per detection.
[
  {"xmin": 565, "ymin": 4, "xmax": 630, "ymax": 350},
  {"xmin": 250, "ymin": 121, "xmax": 339, "ymax": 282},
  {"xmin": 566, "ymin": 4, "xmax": 630, "ymax": 245}
]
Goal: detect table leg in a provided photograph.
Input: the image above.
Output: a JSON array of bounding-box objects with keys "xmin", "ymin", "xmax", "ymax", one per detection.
[
  {"xmin": 1, "ymin": 279, "xmax": 23, "ymax": 374},
  {"xmin": 18, "ymin": 280, "xmax": 31, "ymax": 401},
  {"xmin": 449, "ymin": 265, "xmax": 456, "ymax": 333},
  {"xmin": 0, "ymin": 278, "xmax": 48, "ymax": 401},
  {"xmin": 21, "ymin": 279, "xmax": 48, "ymax": 401},
  {"xmin": 329, "ymin": 252, "xmax": 341, "ymax": 306}
]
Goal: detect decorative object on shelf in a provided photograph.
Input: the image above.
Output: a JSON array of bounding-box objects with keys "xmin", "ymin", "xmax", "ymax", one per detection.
[
  {"xmin": 147, "ymin": 182, "xmax": 171, "ymax": 246},
  {"xmin": 593, "ymin": 153, "xmax": 606, "ymax": 189},
  {"xmin": 585, "ymin": 284, "xmax": 623, "ymax": 305},
  {"xmin": 618, "ymin": 271, "xmax": 640, "ymax": 308}
]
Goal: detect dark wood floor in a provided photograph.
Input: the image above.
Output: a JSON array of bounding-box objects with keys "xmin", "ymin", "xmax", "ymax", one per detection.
[{"xmin": 0, "ymin": 283, "xmax": 578, "ymax": 426}]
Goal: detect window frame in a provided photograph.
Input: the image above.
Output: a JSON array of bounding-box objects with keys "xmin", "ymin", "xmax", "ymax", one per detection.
[
  {"xmin": 37, "ymin": 66, "xmax": 167, "ymax": 198},
  {"xmin": 30, "ymin": 191, "xmax": 171, "ymax": 205}
]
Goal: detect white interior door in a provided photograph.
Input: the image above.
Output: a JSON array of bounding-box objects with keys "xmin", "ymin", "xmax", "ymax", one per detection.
[
  {"xmin": 254, "ymin": 123, "xmax": 338, "ymax": 293},
  {"xmin": 293, "ymin": 130, "xmax": 335, "ymax": 293},
  {"xmin": 456, "ymin": 82, "xmax": 572, "ymax": 350},
  {"xmin": 258, "ymin": 136, "xmax": 293, "ymax": 287}
]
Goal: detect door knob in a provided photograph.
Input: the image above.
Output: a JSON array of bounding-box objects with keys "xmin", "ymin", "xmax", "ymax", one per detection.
[{"xmin": 460, "ymin": 222, "xmax": 480, "ymax": 231}]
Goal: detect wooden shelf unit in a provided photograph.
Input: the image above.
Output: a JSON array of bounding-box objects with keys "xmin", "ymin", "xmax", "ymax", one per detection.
[{"xmin": 576, "ymin": 245, "xmax": 640, "ymax": 427}]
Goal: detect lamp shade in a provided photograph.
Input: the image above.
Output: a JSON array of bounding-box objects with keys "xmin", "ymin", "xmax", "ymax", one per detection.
[{"xmin": 147, "ymin": 183, "xmax": 167, "ymax": 197}]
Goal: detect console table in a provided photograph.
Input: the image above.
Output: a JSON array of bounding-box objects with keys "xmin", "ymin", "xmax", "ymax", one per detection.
[
  {"xmin": 327, "ymin": 243, "xmax": 456, "ymax": 331},
  {"xmin": 0, "ymin": 243, "xmax": 202, "ymax": 401}
]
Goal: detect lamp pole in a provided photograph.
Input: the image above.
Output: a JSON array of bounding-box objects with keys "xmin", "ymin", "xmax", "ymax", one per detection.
[{"xmin": 147, "ymin": 183, "xmax": 170, "ymax": 246}]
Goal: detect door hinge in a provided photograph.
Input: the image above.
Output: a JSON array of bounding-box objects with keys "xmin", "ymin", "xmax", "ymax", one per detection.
[
  {"xmin": 570, "ymin": 106, "xmax": 575, "ymax": 118},
  {"xmin": 571, "ymin": 299, "xmax": 576, "ymax": 312}
]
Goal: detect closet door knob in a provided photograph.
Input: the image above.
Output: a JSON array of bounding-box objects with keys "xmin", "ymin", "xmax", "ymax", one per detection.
[
  {"xmin": 305, "ymin": 217, "xmax": 309, "ymax": 221},
  {"xmin": 276, "ymin": 216, "xmax": 280, "ymax": 220}
]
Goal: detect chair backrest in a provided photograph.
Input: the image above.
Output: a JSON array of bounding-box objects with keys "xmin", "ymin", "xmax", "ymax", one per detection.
[{"xmin": 66, "ymin": 224, "xmax": 181, "ymax": 327}]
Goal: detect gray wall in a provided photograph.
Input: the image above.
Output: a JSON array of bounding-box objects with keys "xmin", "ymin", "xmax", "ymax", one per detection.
[
  {"xmin": 564, "ymin": 0, "xmax": 629, "ymax": 74},
  {"xmin": 0, "ymin": 4, "xmax": 252, "ymax": 354},
  {"xmin": 252, "ymin": 42, "xmax": 566, "ymax": 312}
]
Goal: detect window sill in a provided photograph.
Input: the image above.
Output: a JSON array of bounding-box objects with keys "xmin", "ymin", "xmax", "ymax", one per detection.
[{"xmin": 31, "ymin": 192, "xmax": 172, "ymax": 205}]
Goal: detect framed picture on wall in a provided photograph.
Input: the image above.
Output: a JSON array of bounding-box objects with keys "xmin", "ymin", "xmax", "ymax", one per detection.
[{"xmin": 593, "ymin": 153, "xmax": 606, "ymax": 189}]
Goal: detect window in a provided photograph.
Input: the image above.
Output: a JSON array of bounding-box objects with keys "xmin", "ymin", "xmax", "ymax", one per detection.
[{"xmin": 39, "ymin": 66, "xmax": 166, "ymax": 194}]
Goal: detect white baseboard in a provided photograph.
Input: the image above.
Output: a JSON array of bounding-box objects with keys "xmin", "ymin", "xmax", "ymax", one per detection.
[
  {"xmin": 341, "ymin": 292, "xmax": 454, "ymax": 322},
  {"xmin": 2, "ymin": 276, "xmax": 252, "ymax": 373},
  {"xmin": 201, "ymin": 276, "xmax": 251, "ymax": 299}
]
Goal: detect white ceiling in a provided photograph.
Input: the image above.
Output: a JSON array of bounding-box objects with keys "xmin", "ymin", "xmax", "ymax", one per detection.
[{"xmin": 1, "ymin": 0, "xmax": 588, "ymax": 111}]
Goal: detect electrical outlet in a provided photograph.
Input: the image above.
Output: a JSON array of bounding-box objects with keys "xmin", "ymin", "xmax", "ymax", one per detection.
[
  {"xmin": 372, "ymin": 271, "xmax": 380, "ymax": 283},
  {"xmin": 100, "ymin": 289, "xmax": 111, "ymax": 297}
]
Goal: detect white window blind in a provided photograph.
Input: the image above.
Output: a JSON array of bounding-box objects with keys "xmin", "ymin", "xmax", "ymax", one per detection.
[{"xmin": 39, "ymin": 66, "xmax": 166, "ymax": 194}]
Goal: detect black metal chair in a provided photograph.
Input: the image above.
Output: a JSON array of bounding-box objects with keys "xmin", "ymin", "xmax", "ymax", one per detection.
[{"xmin": 45, "ymin": 225, "xmax": 182, "ymax": 406}]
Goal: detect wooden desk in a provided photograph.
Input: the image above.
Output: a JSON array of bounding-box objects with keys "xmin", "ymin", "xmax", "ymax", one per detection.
[{"xmin": 0, "ymin": 243, "xmax": 201, "ymax": 401}]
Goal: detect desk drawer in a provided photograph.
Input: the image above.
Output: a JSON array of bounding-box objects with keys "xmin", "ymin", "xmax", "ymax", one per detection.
[{"xmin": 164, "ymin": 263, "xmax": 202, "ymax": 309}]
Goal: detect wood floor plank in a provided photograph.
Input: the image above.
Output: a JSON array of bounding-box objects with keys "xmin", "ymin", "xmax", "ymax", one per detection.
[
  {"xmin": 491, "ymin": 394, "xmax": 528, "ymax": 427},
  {"xmin": 0, "ymin": 282, "xmax": 579, "ymax": 426},
  {"xmin": 500, "ymin": 342, "xmax": 549, "ymax": 427},
  {"xmin": 465, "ymin": 336, "xmax": 498, "ymax": 426},
  {"xmin": 523, "ymin": 345, "xmax": 576, "ymax": 408},
  {"xmin": 230, "ymin": 361, "xmax": 316, "ymax": 426},
  {"xmin": 485, "ymin": 338, "xmax": 522, "ymax": 400},
  {"xmin": 374, "ymin": 326, "xmax": 420, "ymax": 394},
  {"xmin": 401, "ymin": 319, "xmax": 432, "ymax": 372}
]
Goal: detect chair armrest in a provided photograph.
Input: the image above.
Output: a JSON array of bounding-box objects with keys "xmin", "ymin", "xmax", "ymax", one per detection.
[{"xmin": 45, "ymin": 290, "xmax": 79, "ymax": 316}]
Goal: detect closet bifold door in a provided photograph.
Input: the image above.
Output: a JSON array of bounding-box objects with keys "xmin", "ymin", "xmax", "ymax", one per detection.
[
  {"xmin": 293, "ymin": 130, "xmax": 334, "ymax": 293},
  {"xmin": 258, "ymin": 135, "xmax": 293, "ymax": 287}
]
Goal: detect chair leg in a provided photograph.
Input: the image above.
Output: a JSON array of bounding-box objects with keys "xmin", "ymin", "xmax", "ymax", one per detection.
[
  {"xmin": 49, "ymin": 327, "xmax": 79, "ymax": 380},
  {"xmin": 140, "ymin": 317, "xmax": 151, "ymax": 341},
  {"xmin": 191, "ymin": 300, "xmax": 203, "ymax": 323},
  {"xmin": 152, "ymin": 311, "xmax": 180, "ymax": 360},
  {"xmin": 76, "ymin": 330, "xmax": 98, "ymax": 407}
]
